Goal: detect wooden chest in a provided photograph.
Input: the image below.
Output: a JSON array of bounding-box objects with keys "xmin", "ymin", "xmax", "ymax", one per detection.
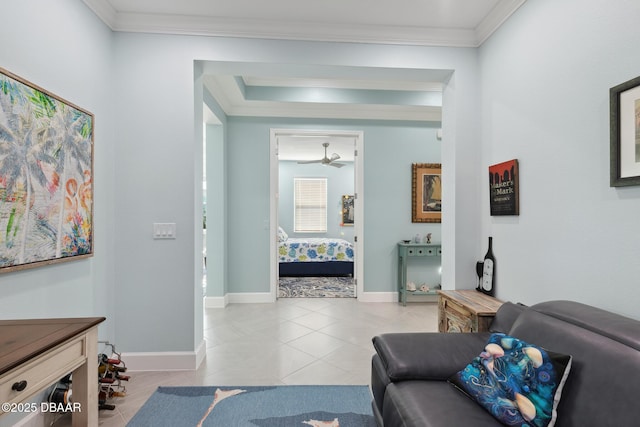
[{"xmin": 438, "ymin": 290, "xmax": 503, "ymax": 333}]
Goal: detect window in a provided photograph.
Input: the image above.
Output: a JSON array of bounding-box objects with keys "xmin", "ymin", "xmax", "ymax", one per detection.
[{"xmin": 294, "ymin": 178, "xmax": 327, "ymax": 232}]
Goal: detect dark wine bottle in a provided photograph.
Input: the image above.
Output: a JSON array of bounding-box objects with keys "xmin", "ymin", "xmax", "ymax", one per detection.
[{"xmin": 481, "ymin": 237, "xmax": 495, "ymax": 296}]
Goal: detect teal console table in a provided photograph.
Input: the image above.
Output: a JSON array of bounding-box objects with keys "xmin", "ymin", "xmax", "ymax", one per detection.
[{"xmin": 397, "ymin": 242, "xmax": 442, "ymax": 306}]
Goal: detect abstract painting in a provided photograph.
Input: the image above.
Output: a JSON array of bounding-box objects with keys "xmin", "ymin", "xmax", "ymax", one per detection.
[{"xmin": 0, "ymin": 68, "xmax": 93, "ymax": 272}]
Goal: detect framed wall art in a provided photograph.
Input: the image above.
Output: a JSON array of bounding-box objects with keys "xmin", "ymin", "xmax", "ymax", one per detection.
[
  {"xmin": 412, "ymin": 163, "xmax": 441, "ymax": 223},
  {"xmin": 489, "ymin": 159, "xmax": 519, "ymax": 216},
  {"xmin": 610, "ymin": 75, "xmax": 640, "ymax": 187},
  {"xmin": 0, "ymin": 68, "xmax": 94, "ymax": 273},
  {"xmin": 341, "ymin": 194, "xmax": 354, "ymax": 226}
]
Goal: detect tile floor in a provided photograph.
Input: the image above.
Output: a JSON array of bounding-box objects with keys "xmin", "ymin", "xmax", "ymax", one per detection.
[{"xmin": 53, "ymin": 298, "xmax": 438, "ymax": 426}]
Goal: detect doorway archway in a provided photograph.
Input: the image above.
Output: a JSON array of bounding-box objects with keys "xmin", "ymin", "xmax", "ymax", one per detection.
[{"xmin": 269, "ymin": 129, "xmax": 364, "ymax": 300}]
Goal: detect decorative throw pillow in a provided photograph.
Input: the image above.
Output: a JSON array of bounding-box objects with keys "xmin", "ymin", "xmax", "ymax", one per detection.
[
  {"xmin": 277, "ymin": 226, "xmax": 288, "ymax": 242},
  {"xmin": 448, "ymin": 333, "xmax": 572, "ymax": 427}
]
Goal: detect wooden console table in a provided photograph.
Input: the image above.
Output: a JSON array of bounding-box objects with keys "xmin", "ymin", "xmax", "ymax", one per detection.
[
  {"xmin": 0, "ymin": 317, "xmax": 105, "ymax": 426},
  {"xmin": 438, "ymin": 290, "xmax": 502, "ymax": 333}
]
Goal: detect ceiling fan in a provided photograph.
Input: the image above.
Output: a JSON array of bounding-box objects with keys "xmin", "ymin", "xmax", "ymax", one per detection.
[{"xmin": 297, "ymin": 142, "xmax": 345, "ymax": 168}]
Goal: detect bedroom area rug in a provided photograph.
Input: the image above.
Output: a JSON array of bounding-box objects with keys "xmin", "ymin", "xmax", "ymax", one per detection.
[
  {"xmin": 278, "ymin": 276, "xmax": 355, "ymax": 298},
  {"xmin": 127, "ymin": 385, "xmax": 375, "ymax": 427}
]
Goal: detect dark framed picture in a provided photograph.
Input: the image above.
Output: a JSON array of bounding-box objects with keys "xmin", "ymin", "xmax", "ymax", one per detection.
[
  {"xmin": 341, "ymin": 194, "xmax": 354, "ymax": 226},
  {"xmin": 610, "ymin": 75, "xmax": 640, "ymax": 187},
  {"xmin": 0, "ymin": 68, "xmax": 94, "ymax": 273},
  {"xmin": 489, "ymin": 159, "xmax": 519, "ymax": 216},
  {"xmin": 412, "ymin": 163, "xmax": 441, "ymax": 223}
]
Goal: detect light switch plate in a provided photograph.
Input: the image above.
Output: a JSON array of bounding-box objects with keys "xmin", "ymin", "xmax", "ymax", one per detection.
[{"xmin": 153, "ymin": 223, "xmax": 176, "ymax": 239}]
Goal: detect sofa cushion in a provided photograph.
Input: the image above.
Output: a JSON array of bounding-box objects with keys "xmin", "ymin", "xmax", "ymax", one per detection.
[
  {"xmin": 373, "ymin": 333, "xmax": 490, "ymax": 381},
  {"xmin": 448, "ymin": 333, "xmax": 572, "ymax": 427},
  {"xmin": 383, "ymin": 381, "xmax": 502, "ymax": 427}
]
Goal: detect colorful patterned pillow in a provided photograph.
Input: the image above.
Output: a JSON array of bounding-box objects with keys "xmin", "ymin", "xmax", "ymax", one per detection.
[
  {"xmin": 448, "ymin": 333, "xmax": 572, "ymax": 427},
  {"xmin": 277, "ymin": 226, "xmax": 288, "ymax": 242}
]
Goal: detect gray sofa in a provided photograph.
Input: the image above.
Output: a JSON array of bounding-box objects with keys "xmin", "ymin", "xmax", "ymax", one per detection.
[{"xmin": 371, "ymin": 300, "xmax": 640, "ymax": 426}]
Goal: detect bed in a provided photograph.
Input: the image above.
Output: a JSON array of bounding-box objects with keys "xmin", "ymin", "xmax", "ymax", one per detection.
[{"xmin": 278, "ymin": 232, "xmax": 354, "ymax": 277}]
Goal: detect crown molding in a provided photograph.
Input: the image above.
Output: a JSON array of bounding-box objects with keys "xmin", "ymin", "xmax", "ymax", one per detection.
[
  {"xmin": 116, "ymin": 13, "xmax": 479, "ymax": 47},
  {"xmin": 81, "ymin": 0, "xmax": 118, "ymax": 28},
  {"xmin": 475, "ymin": 0, "xmax": 527, "ymax": 45},
  {"xmin": 81, "ymin": 0, "xmax": 524, "ymax": 47}
]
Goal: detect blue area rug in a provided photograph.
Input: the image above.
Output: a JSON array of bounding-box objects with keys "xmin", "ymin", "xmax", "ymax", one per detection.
[{"xmin": 127, "ymin": 385, "xmax": 375, "ymax": 427}]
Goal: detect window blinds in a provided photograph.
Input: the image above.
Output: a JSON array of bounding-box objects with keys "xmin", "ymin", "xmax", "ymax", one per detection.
[{"xmin": 294, "ymin": 178, "xmax": 327, "ymax": 232}]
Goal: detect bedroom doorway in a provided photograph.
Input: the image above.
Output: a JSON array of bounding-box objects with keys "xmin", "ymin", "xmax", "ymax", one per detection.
[{"xmin": 269, "ymin": 129, "xmax": 364, "ymax": 300}]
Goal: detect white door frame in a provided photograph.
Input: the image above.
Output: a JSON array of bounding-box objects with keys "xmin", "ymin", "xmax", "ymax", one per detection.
[{"xmin": 269, "ymin": 128, "xmax": 364, "ymax": 300}]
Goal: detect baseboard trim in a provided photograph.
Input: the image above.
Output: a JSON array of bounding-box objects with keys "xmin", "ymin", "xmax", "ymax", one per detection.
[
  {"xmin": 358, "ymin": 292, "xmax": 398, "ymax": 302},
  {"xmin": 206, "ymin": 291, "xmax": 433, "ymax": 304},
  {"xmin": 205, "ymin": 292, "xmax": 433, "ymax": 304},
  {"xmin": 228, "ymin": 292, "xmax": 274, "ymax": 304},
  {"xmin": 358, "ymin": 292, "xmax": 438, "ymax": 303},
  {"xmin": 194, "ymin": 339, "xmax": 206, "ymax": 369},
  {"xmin": 205, "ymin": 293, "xmax": 274, "ymax": 306},
  {"xmin": 122, "ymin": 339, "xmax": 207, "ymax": 371},
  {"xmin": 204, "ymin": 295, "xmax": 228, "ymax": 308}
]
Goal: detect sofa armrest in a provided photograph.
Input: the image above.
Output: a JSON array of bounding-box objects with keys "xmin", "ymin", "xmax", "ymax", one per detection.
[
  {"xmin": 489, "ymin": 301, "xmax": 527, "ymax": 333},
  {"xmin": 372, "ymin": 332, "xmax": 490, "ymax": 381}
]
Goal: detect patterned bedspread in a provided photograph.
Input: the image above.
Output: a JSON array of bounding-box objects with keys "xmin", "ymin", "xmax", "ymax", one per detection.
[{"xmin": 278, "ymin": 238, "xmax": 354, "ymax": 263}]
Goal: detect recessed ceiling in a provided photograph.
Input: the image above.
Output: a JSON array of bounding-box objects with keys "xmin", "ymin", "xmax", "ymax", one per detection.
[
  {"xmin": 203, "ymin": 72, "xmax": 445, "ymax": 122},
  {"xmin": 82, "ymin": 0, "xmax": 526, "ymax": 122}
]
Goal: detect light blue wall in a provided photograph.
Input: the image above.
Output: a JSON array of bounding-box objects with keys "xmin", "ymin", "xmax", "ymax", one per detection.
[
  {"xmin": 4, "ymin": 0, "xmax": 485, "ymax": 357},
  {"xmin": 0, "ymin": 1, "xmax": 115, "ymax": 335},
  {"xmin": 206, "ymin": 123, "xmax": 227, "ymax": 297},
  {"xmin": 478, "ymin": 0, "xmax": 640, "ymax": 319},
  {"xmin": 203, "ymin": 91, "xmax": 229, "ymax": 299},
  {"xmin": 278, "ymin": 161, "xmax": 355, "ymax": 242},
  {"xmin": 4, "ymin": 1, "xmax": 638, "ymax": 374},
  {"xmin": 0, "ymin": 2, "xmax": 116, "ymax": 425},
  {"xmin": 112, "ymin": 32, "xmax": 202, "ymax": 352},
  {"xmin": 110, "ymin": 34, "xmax": 480, "ymax": 351},
  {"xmin": 227, "ymin": 117, "xmax": 441, "ymax": 293}
]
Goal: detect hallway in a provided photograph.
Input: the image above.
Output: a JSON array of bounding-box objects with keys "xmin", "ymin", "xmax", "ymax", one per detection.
[{"xmin": 77, "ymin": 299, "xmax": 438, "ymax": 426}]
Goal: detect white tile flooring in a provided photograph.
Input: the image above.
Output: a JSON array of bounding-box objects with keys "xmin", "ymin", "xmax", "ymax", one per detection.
[{"xmin": 53, "ymin": 298, "xmax": 438, "ymax": 426}]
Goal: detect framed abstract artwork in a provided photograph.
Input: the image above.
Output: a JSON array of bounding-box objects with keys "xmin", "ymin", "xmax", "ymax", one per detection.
[
  {"xmin": 0, "ymin": 68, "xmax": 94, "ymax": 273},
  {"xmin": 412, "ymin": 163, "xmax": 441, "ymax": 223},
  {"xmin": 489, "ymin": 159, "xmax": 519, "ymax": 216},
  {"xmin": 610, "ymin": 75, "xmax": 640, "ymax": 187}
]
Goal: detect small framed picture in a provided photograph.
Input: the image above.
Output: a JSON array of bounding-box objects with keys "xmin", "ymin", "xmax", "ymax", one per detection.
[
  {"xmin": 412, "ymin": 163, "xmax": 441, "ymax": 223},
  {"xmin": 341, "ymin": 195, "xmax": 354, "ymax": 226},
  {"xmin": 489, "ymin": 159, "xmax": 519, "ymax": 216},
  {"xmin": 610, "ymin": 75, "xmax": 640, "ymax": 186}
]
